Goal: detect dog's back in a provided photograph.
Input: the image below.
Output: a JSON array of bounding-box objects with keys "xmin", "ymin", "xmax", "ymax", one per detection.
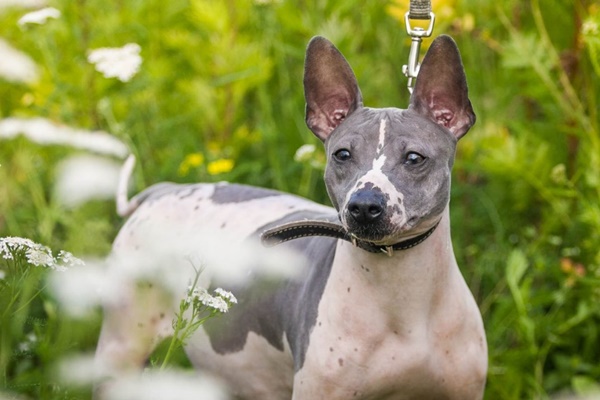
[{"xmin": 99, "ymin": 181, "xmax": 338, "ymax": 399}]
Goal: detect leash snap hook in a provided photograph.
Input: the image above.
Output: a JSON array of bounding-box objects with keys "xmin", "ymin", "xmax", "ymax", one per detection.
[{"xmin": 402, "ymin": 12, "xmax": 435, "ymax": 94}]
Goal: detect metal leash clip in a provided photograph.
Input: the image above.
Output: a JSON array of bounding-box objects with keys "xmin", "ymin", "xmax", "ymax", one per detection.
[{"xmin": 402, "ymin": 11, "xmax": 435, "ymax": 93}]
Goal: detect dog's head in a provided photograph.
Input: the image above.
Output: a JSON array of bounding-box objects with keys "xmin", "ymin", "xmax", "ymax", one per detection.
[{"xmin": 303, "ymin": 35, "xmax": 475, "ymax": 246}]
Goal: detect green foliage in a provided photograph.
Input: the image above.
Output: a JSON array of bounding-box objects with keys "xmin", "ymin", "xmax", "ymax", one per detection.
[
  {"xmin": 0, "ymin": 0, "xmax": 599, "ymax": 399},
  {"xmin": 0, "ymin": 238, "xmax": 97, "ymax": 399}
]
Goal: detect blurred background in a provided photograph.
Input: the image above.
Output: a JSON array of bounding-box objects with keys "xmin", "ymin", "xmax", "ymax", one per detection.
[{"xmin": 0, "ymin": 0, "xmax": 599, "ymax": 398}]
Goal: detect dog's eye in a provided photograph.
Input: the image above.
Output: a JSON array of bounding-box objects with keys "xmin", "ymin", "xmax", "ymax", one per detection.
[
  {"xmin": 405, "ymin": 152, "xmax": 425, "ymax": 165},
  {"xmin": 334, "ymin": 149, "xmax": 351, "ymax": 161}
]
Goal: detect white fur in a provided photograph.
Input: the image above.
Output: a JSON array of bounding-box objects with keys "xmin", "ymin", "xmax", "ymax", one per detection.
[{"xmin": 341, "ymin": 119, "xmax": 407, "ymax": 230}]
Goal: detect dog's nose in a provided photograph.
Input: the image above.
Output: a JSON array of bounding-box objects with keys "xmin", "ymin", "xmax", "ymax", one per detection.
[{"xmin": 347, "ymin": 191, "xmax": 385, "ymax": 224}]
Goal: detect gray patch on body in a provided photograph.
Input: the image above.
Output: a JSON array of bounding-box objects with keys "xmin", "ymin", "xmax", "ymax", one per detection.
[
  {"xmin": 203, "ymin": 210, "xmax": 337, "ymax": 371},
  {"xmin": 130, "ymin": 182, "xmax": 181, "ymax": 204},
  {"xmin": 128, "ymin": 182, "xmax": 284, "ymax": 211},
  {"xmin": 210, "ymin": 183, "xmax": 283, "ymax": 204}
]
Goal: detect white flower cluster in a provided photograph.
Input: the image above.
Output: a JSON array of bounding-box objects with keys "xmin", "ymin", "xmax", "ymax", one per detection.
[
  {"xmin": 0, "ymin": 38, "xmax": 39, "ymax": 83},
  {"xmin": 87, "ymin": 43, "xmax": 142, "ymax": 82},
  {"xmin": 18, "ymin": 332, "xmax": 38, "ymax": 353},
  {"xmin": 58, "ymin": 356, "xmax": 228, "ymax": 400},
  {"xmin": 17, "ymin": 7, "xmax": 61, "ymax": 26},
  {"xmin": 0, "ymin": 236, "xmax": 84, "ymax": 271},
  {"xmin": 294, "ymin": 144, "xmax": 316, "ymax": 163},
  {"xmin": 0, "ymin": 117, "xmax": 129, "ymax": 158},
  {"xmin": 583, "ymin": 19, "xmax": 599, "ymax": 36},
  {"xmin": 186, "ymin": 286, "xmax": 237, "ymax": 313}
]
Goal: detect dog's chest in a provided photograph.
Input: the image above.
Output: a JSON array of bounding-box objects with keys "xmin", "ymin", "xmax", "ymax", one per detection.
[
  {"xmin": 296, "ymin": 318, "xmax": 481, "ymax": 400},
  {"xmin": 291, "ymin": 242, "xmax": 486, "ymax": 400}
]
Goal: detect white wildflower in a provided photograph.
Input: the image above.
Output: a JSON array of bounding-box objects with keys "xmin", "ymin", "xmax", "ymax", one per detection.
[
  {"xmin": 208, "ymin": 296, "xmax": 229, "ymax": 313},
  {"xmin": 17, "ymin": 6, "xmax": 60, "ymax": 26},
  {"xmin": 58, "ymin": 353, "xmax": 113, "ymax": 386},
  {"xmin": 48, "ymin": 261, "xmax": 119, "ymax": 317},
  {"xmin": 0, "ymin": 0, "xmax": 47, "ymax": 9},
  {"xmin": 0, "ymin": 38, "xmax": 39, "ymax": 83},
  {"xmin": 55, "ymin": 155, "xmax": 122, "ymax": 208},
  {"xmin": 87, "ymin": 43, "xmax": 142, "ymax": 82},
  {"xmin": 49, "ymin": 219, "xmax": 306, "ymax": 318},
  {"xmin": 0, "ymin": 236, "xmax": 82, "ymax": 270},
  {"xmin": 0, "ymin": 236, "xmax": 33, "ymax": 260},
  {"xmin": 57, "ymin": 250, "xmax": 85, "ymax": 267},
  {"xmin": 18, "ymin": 341, "xmax": 30, "ymax": 352},
  {"xmin": 294, "ymin": 144, "xmax": 316, "ymax": 163},
  {"xmin": 24, "ymin": 243, "xmax": 54, "ymax": 267},
  {"xmin": 17, "ymin": 332, "xmax": 37, "ymax": 352},
  {"xmin": 186, "ymin": 287, "xmax": 235, "ymax": 313},
  {"xmin": 102, "ymin": 369, "xmax": 228, "ymax": 400},
  {"xmin": 214, "ymin": 287, "xmax": 237, "ymax": 304},
  {"xmin": 195, "ymin": 288, "xmax": 223, "ymax": 311},
  {"xmin": 0, "ymin": 236, "xmax": 53, "ymax": 266},
  {"xmin": 0, "ymin": 117, "xmax": 129, "ymax": 158},
  {"xmin": 582, "ymin": 19, "xmax": 599, "ymax": 36}
]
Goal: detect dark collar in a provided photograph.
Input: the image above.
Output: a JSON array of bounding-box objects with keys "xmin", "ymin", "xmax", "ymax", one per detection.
[{"xmin": 260, "ymin": 219, "xmax": 439, "ymax": 257}]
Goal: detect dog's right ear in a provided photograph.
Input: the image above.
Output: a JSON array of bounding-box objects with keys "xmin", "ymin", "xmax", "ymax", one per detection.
[{"xmin": 304, "ymin": 36, "xmax": 363, "ymax": 141}]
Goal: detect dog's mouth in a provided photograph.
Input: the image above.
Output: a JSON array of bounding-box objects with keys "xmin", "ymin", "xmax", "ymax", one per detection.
[{"xmin": 341, "ymin": 212, "xmax": 421, "ymax": 246}]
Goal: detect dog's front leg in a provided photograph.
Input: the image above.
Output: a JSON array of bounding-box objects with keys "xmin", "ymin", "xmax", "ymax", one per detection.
[{"xmin": 93, "ymin": 282, "xmax": 174, "ymax": 398}]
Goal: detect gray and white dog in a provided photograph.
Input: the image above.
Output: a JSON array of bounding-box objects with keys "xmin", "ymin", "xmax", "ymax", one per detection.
[{"xmin": 95, "ymin": 35, "xmax": 487, "ymax": 399}]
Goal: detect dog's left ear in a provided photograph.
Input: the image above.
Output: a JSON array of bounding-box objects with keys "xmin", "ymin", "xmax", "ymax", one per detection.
[
  {"xmin": 304, "ymin": 36, "xmax": 363, "ymax": 141},
  {"xmin": 409, "ymin": 35, "xmax": 475, "ymax": 139}
]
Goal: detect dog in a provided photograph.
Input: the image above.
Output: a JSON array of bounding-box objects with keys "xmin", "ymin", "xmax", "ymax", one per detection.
[{"xmin": 95, "ymin": 35, "xmax": 487, "ymax": 399}]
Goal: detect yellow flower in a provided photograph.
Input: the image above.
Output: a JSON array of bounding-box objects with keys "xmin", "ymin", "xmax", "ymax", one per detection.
[
  {"xmin": 178, "ymin": 152, "xmax": 204, "ymax": 176},
  {"xmin": 207, "ymin": 158, "xmax": 234, "ymax": 175}
]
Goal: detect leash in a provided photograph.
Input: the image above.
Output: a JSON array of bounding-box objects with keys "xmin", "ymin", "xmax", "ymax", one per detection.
[
  {"xmin": 262, "ymin": 1, "xmax": 440, "ymax": 256},
  {"xmin": 261, "ymin": 219, "xmax": 439, "ymax": 257},
  {"xmin": 402, "ymin": 0, "xmax": 436, "ymax": 93}
]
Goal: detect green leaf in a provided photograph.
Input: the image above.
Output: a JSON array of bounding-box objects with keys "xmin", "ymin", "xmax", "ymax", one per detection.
[{"xmin": 506, "ymin": 249, "xmax": 528, "ymax": 294}]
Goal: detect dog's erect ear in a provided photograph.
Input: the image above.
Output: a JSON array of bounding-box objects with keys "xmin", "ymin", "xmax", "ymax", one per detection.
[
  {"xmin": 304, "ymin": 36, "xmax": 363, "ymax": 141},
  {"xmin": 409, "ymin": 35, "xmax": 475, "ymax": 139}
]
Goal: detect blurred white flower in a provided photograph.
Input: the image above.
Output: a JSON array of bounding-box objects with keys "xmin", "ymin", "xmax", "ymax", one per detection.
[
  {"xmin": 582, "ymin": 19, "xmax": 599, "ymax": 36},
  {"xmin": 57, "ymin": 250, "xmax": 85, "ymax": 267},
  {"xmin": 55, "ymin": 155, "xmax": 122, "ymax": 208},
  {"xmin": 294, "ymin": 144, "xmax": 316, "ymax": 163},
  {"xmin": 0, "ymin": 117, "xmax": 129, "ymax": 158},
  {"xmin": 17, "ymin": 6, "xmax": 60, "ymax": 26},
  {"xmin": 0, "ymin": 38, "xmax": 38, "ymax": 83},
  {"xmin": 18, "ymin": 332, "xmax": 38, "ymax": 352},
  {"xmin": 0, "ymin": 0, "xmax": 47, "ymax": 10},
  {"xmin": 49, "ymin": 224, "xmax": 306, "ymax": 317},
  {"xmin": 58, "ymin": 353, "xmax": 112, "ymax": 386},
  {"xmin": 0, "ymin": 270, "xmax": 5, "ymax": 280},
  {"xmin": 59, "ymin": 355, "xmax": 227, "ymax": 400},
  {"xmin": 88, "ymin": 43, "xmax": 142, "ymax": 82},
  {"xmin": 48, "ymin": 261, "xmax": 116, "ymax": 317},
  {"xmin": 104, "ymin": 370, "xmax": 228, "ymax": 400}
]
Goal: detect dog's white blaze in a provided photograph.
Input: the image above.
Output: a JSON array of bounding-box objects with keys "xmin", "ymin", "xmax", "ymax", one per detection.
[{"xmin": 341, "ymin": 119, "xmax": 407, "ymax": 228}]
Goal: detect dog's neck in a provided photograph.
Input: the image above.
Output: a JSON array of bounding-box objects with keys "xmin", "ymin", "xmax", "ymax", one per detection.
[{"xmin": 326, "ymin": 206, "xmax": 459, "ymax": 336}]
